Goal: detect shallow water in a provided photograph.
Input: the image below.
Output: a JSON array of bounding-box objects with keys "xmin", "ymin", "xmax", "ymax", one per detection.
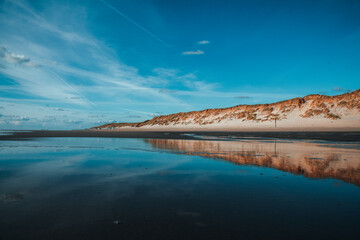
[{"xmin": 0, "ymin": 137, "xmax": 360, "ymax": 240}]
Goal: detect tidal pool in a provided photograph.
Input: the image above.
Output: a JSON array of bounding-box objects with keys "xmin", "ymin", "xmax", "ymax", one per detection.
[{"xmin": 0, "ymin": 137, "xmax": 360, "ymax": 240}]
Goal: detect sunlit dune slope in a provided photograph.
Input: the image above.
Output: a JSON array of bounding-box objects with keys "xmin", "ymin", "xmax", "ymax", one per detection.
[{"xmin": 93, "ymin": 89, "xmax": 360, "ymax": 130}]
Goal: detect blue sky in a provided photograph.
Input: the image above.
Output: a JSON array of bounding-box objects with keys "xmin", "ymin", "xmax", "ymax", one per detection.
[{"xmin": 0, "ymin": 0, "xmax": 359, "ymax": 129}]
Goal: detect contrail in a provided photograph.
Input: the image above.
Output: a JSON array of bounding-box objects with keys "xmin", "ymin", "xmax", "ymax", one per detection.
[
  {"xmin": 47, "ymin": 68, "xmax": 96, "ymax": 107},
  {"xmin": 100, "ymin": 0, "xmax": 170, "ymax": 47}
]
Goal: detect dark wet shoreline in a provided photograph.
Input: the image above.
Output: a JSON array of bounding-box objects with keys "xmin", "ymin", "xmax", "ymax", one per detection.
[{"xmin": 1, "ymin": 130, "xmax": 360, "ymax": 142}]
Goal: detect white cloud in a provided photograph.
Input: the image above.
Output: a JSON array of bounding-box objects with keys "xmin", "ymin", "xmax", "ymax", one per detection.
[
  {"xmin": 10, "ymin": 121, "xmax": 20, "ymax": 125},
  {"xmin": 198, "ymin": 40, "xmax": 210, "ymax": 45},
  {"xmin": 181, "ymin": 50, "xmax": 204, "ymax": 55},
  {"xmin": 0, "ymin": 46, "xmax": 40, "ymax": 67}
]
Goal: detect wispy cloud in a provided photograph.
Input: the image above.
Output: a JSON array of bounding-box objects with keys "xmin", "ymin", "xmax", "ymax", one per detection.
[
  {"xmin": 181, "ymin": 50, "xmax": 204, "ymax": 55},
  {"xmin": 0, "ymin": 0, "xmax": 198, "ymax": 129},
  {"xmin": 332, "ymin": 87, "xmax": 353, "ymax": 94},
  {"xmin": 0, "ymin": 0, "xmax": 188, "ymax": 108},
  {"xmin": 333, "ymin": 87, "xmax": 343, "ymax": 92},
  {"xmin": 159, "ymin": 88, "xmax": 177, "ymax": 93},
  {"xmin": 127, "ymin": 115, "xmax": 142, "ymax": 118},
  {"xmin": 0, "ymin": 46, "xmax": 40, "ymax": 67},
  {"xmin": 0, "ymin": 114, "xmax": 32, "ymax": 127},
  {"xmin": 198, "ymin": 40, "xmax": 210, "ymax": 45},
  {"xmin": 235, "ymin": 96, "xmax": 252, "ymax": 99}
]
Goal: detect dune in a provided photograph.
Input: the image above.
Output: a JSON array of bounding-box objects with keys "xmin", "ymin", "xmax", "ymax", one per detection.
[{"xmin": 92, "ymin": 89, "xmax": 360, "ymax": 131}]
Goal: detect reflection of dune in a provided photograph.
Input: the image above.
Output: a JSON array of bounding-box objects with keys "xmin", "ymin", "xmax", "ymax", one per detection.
[{"xmin": 146, "ymin": 139, "xmax": 360, "ymax": 186}]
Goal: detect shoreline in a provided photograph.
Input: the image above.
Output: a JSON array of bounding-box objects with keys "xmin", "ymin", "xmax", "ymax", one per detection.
[
  {"xmin": 1, "ymin": 129, "xmax": 360, "ymax": 142},
  {"xmin": 91, "ymin": 126, "xmax": 360, "ymax": 132}
]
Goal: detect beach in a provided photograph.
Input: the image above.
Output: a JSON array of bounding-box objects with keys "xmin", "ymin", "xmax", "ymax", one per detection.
[
  {"xmin": 1, "ymin": 129, "xmax": 360, "ymax": 142},
  {"xmin": 1, "ymin": 133, "xmax": 360, "ymax": 240}
]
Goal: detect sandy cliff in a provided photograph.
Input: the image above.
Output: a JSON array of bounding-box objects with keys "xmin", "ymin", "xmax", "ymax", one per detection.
[{"xmin": 93, "ymin": 89, "xmax": 360, "ymax": 130}]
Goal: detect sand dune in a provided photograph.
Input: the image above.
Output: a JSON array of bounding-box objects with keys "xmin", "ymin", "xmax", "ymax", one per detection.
[{"xmin": 93, "ymin": 89, "xmax": 360, "ymax": 130}]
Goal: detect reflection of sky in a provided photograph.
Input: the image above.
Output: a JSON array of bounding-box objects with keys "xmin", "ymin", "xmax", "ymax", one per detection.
[
  {"xmin": 1, "ymin": 137, "xmax": 360, "ymax": 196},
  {"xmin": 0, "ymin": 138, "xmax": 192, "ymax": 194}
]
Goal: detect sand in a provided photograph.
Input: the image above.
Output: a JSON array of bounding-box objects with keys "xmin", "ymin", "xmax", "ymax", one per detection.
[{"xmin": 0, "ymin": 129, "xmax": 360, "ymax": 142}]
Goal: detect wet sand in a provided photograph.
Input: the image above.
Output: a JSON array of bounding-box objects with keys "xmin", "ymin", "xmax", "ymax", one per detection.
[
  {"xmin": 1, "ymin": 129, "xmax": 360, "ymax": 142},
  {"xmin": 1, "ymin": 137, "xmax": 360, "ymax": 240}
]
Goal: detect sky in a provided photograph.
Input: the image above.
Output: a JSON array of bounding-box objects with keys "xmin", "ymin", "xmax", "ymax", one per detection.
[{"xmin": 0, "ymin": 0, "xmax": 359, "ymax": 129}]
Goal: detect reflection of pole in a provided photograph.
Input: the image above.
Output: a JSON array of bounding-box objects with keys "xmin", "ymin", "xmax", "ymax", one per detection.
[{"xmin": 274, "ymin": 139, "xmax": 277, "ymax": 154}]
